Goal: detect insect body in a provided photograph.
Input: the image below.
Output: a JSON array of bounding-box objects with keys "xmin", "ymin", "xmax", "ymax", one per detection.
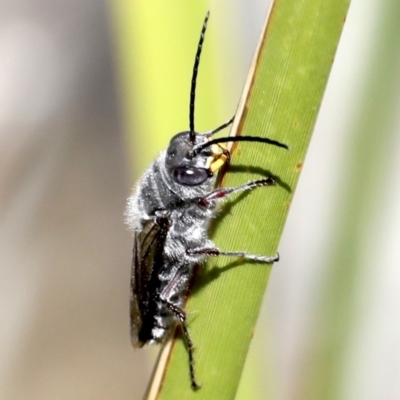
[{"xmin": 126, "ymin": 11, "xmax": 288, "ymax": 389}]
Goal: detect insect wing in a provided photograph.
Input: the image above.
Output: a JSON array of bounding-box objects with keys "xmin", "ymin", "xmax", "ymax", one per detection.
[{"xmin": 130, "ymin": 217, "xmax": 169, "ymax": 346}]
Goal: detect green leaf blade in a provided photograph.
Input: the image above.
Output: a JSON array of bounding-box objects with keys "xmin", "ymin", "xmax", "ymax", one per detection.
[{"xmin": 146, "ymin": 1, "xmax": 351, "ymax": 398}]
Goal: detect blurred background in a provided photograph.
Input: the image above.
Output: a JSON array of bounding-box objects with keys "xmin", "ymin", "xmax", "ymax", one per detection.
[{"xmin": 1, "ymin": 0, "xmax": 399, "ymax": 399}]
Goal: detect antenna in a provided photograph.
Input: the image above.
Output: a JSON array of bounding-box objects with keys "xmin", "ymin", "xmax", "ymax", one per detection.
[
  {"xmin": 192, "ymin": 136, "xmax": 289, "ymax": 156},
  {"xmin": 189, "ymin": 11, "xmax": 210, "ymax": 141}
]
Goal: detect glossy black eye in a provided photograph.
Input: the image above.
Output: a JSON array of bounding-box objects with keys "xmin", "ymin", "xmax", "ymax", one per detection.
[{"xmin": 172, "ymin": 166, "xmax": 209, "ymax": 186}]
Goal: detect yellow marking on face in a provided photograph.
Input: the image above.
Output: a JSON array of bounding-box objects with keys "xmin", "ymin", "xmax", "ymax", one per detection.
[{"xmin": 205, "ymin": 143, "xmax": 229, "ymax": 172}]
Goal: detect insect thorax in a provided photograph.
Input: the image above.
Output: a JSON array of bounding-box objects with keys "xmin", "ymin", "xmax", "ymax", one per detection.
[{"xmin": 127, "ymin": 151, "xmax": 216, "ymax": 227}]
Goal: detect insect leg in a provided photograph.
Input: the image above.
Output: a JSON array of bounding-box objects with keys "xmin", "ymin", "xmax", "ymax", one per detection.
[
  {"xmin": 198, "ymin": 177, "xmax": 275, "ymax": 208},
  {"xmin": 203, "ymin": 116, "xmax": 234, "ymax": 137},
  {"xmin": 159, "ymin": 270, "xmax": 201, "ymax": 390},
  {"xmin": 160, "ymin": 300, "xmax": 201, "ymax": 389},
  {"xmin": 188, "ymin": 247, "xmax": 279, "ymax": 263}
]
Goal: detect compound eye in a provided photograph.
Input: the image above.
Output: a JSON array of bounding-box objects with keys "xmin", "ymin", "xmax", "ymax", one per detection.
[{"xmin": 172, "ymin": 166, "xmax": 209, "ymax": 186}]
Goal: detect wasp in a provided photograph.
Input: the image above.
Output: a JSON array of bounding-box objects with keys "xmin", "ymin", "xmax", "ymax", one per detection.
[{"xmin": 126, "ymin": 11, "xmax": 288, "ymax": 389}]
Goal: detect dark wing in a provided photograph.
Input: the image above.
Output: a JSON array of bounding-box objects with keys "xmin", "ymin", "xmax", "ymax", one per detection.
[{"xmin": 130, "ymin": 217, "xmax": 169, "ymax": 347}]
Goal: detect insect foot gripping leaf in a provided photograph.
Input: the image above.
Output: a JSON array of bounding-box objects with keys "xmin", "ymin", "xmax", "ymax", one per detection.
[{"xmin": 126, "ymin": 11, "xmax": 288, "ymax": 390}]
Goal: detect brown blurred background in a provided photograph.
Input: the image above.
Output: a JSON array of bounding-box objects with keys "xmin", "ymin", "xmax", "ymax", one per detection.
[{"xmin": 0, "ymin": 1, "xmax": 148, "ymax": 399}]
